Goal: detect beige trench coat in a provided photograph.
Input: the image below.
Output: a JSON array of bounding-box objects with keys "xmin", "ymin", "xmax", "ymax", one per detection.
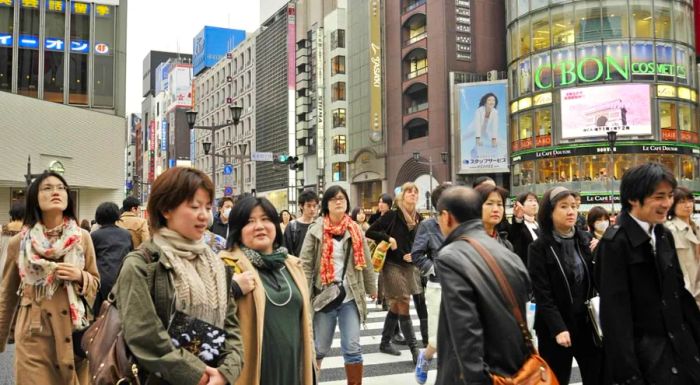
[
  {"xmin": 666, "ymin": 217, "xmax": 700, "ymax": 309},
  {"xmin": 0, "ymin": 229, "xmax": 100, "ymax": 385}
]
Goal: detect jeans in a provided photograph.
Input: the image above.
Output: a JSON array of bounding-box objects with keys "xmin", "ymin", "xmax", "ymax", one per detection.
[{"xmin": 314, "ymin": 299, "xmax": 363, "ymax": 364}]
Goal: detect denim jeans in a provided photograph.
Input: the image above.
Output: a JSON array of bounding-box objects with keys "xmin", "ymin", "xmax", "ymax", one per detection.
[{"xmin": 314, "ymin": 299, "xmax": 363, "ymax": 364}]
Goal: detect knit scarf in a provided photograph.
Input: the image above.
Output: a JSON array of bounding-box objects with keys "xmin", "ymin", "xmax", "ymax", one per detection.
[
  {"xmin": 553, "ymin": 228, "xmax": 584, "ymax": 285},
  {"xmin": 18, "ymin": 218, "xmax": 88, "ymax": 330},
  {"xmin": 152, "ymin": 228, "xmax": 228, "ymax": 328},
  {"xmin": 241, "ymin": 245, "xmax": 288, "ymax": 271},
  {"xmin": 400, "ymin": 205, "xmax": 418, "ymax": 231},
  {"xmin": 320, "ymin": 215, "xmax": 366, "ymax": 285},
  {"xmin": 524, "ymin": 214, "xmax": 538, "ymax": 226}
]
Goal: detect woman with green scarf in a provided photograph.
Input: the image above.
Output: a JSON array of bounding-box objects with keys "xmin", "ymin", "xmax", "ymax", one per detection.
[{"xmin": 219, "ymin": 196, "xmax": 316, "ymax": 385}]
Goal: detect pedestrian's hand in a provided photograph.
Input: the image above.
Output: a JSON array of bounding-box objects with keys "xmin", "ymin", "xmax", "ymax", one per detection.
[
  {"xmin": 234, "ymin": 271, "xmax": 256, "ymax": 295},
  {"xmin": 590, "ymin": 238, "xmax": 599, "ymax": 251},
  {"xmin": 389, "ymin": 237, "xmax": 398, "ymax": 251},
  {"xmin": 513, "ymin": 201, "xmax": 524, "ymax": 220},
  {"xmin": 55, "ymin": 263, "xmax": 83, "ymax": 283},
  {"xmin": 403, "ymin": 253, "xmax": 412, "ymax": 263},
  {"xmin": 205, "ymin": 366, "xmax": 227, "ymax": 385},
  {"xmin": 369, "ymin": 292, "xmax": 377, "ymax": 300},
  {"xmin": 197, "ymin": 371, "xmax": 210, "ymax": 385},
  {"xmin": 555, "ymin": 331, "xmax": 571, "ymax": 348}
]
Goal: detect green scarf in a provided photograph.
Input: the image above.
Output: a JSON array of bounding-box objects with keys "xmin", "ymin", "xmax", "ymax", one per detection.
[{"xmin": 241, "ymin": 246, "xmax": 288, "ymax": 270}]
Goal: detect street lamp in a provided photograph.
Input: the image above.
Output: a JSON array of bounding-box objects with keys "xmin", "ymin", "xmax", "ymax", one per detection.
[
  {"xmin": 606, "ymin": 131, "xmax": 617, "ymax": 215},
  {"xmin": 412, "ymin": 151, "xmax": 449, "ymax": 214},
  {"xmin": 187, "ymin": 104, "xmax": 244, "ymax": 197}
]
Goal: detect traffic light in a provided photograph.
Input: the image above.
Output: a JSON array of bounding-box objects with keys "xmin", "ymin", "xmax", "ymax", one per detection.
[
  {"xmin": 286, "ymin": 156, "xmax": 299, "ymax": 170},
  {"xmin": 277, "ymin": 154, "xmax": 288, "ymax": 163}
]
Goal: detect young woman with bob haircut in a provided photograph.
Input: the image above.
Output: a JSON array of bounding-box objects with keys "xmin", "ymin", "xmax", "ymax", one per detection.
[
  {"xmin": 508, "ymin": 191, "xmax": 540, "ymax": 265},
  {"xmin": 299, "ymin": 185, "xmax": 376, "ymax": 384},
  {"xmin": 0, "ymin": 171, "xmax": 100, "ymax": 385},
  {"xmin": 474, "ymin": 183, "xmax": 513, "ymax": 251},
  {"xmin": 219, "ymin": 196, "xmax": 315, "ymax": 385},
  {"xmin": 665, "ymin": 186, "xmax": 700, "ymax": 308},
  {"xmin": 114, "ymin": 167, "xmax": 243, "ymax": 385},
  {"xmin": 586, "ymin": 206, "xmax": 610, "ymax": 251},
  {"xmin": 527, "ymin": 187, "xmax": 603, "ymax": 385}
]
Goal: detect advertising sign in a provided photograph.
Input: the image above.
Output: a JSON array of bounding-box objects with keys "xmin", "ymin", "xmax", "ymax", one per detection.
[
  {"xmin": 560, "ymin": 84, "xmax": 652, "ymax": 139},
  {"xmin": 168, "ymin": 65, "xmax": 193, "ymax": 109},
  {"xmin": 456, "ymin": 81, "xmax": 509, "ymax": 174},
  {"xmin": 192, "ymin": 26, "xmax": 246, "ymax": 76},
  {"xmin": 369, "ymin": 0, "xmax": 383, "ymax": 143}
]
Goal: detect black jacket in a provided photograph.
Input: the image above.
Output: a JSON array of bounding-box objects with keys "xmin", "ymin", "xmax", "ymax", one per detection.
[
  {"xmin": 528, "ymin": 230, "xmax": 595, "ymax": 338},
  {"xmin": 597, "ymin": 211, "xmax": 700, "ymax": 385},
  {"xmin": 366, "ymin": 209, "xmax": 421, "ymax": 266},
  {"xmin": 508, "ymin": 219, "xmax": 539, "ymax": 266},
  {"xmin": 209, "ymin": 216, "xmax": 230, "ymax": 240},
  {"xmin": 435, "ymin": 220, "xmax": 531, "ymax": 385},
  {"xmin": 90, "ymin": 224, "xmax": 133, "ymax": 307}
]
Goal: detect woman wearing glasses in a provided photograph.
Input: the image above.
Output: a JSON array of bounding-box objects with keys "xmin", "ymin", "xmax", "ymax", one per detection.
[{"xmin": 0, "ymin": 172, "xmax": 100, "ymax": 385}]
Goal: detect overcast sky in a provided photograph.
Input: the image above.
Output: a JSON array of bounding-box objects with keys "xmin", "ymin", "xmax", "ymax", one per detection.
[{"xmin": 125, "ymin": 1, "xmax": 262, "ymax": 114}]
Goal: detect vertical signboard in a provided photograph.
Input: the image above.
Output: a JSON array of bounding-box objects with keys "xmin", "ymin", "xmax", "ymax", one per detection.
[
  {"xmin": 287, "ymin": 3, "xmax": 297, "ymax": 210},
  {"xmin": 168, "ymin": 65, "xmax": 193, "ymax": 110},
  {"xmin": 316, "ymin": 27, "xmax": 325, "ymax": 169},
  {"xmin": 456, "ymin": 81, "xmax": 509, "ymax": 174},
  {"xmin": 149, "ymin": 120, "xmax": 156, "ymax": 181},
  {"xmin": 369, "ymin": 0, "xmax": 383, "ymax": 143}
]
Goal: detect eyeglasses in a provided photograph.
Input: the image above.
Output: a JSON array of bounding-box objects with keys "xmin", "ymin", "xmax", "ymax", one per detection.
[
  {"xmin": 40, "ymin": 184, "xmax": 67, "ymax": 193},
  {"xmin": 329, "ymin": 196, "xmax": 346, "ymax": 203}
]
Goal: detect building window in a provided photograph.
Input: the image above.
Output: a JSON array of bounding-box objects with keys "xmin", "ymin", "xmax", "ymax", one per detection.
[
  {"xmin": 510, "ymin": 115, "xmax": 520, "ymax": 152},
  {"xmin": 44, "ymin": 3, "xmax": 66, "ymax": 103},
  {"xmin": 331, "ymin": 56, "xmax": 345, "ymax": 76},
  {"xmin": 331, "ymin": 82, "xmax": 346, "ymax": 102},
  {"xmin": 333, "ymin": 108, "xmax": 346, "ymax": 128},
  {"xmin": 654, "ymin": 0, "xmax": 672, "ymax": 40},
  {"xmin": 512, "ymin": 160, "xmax": 535, "ymax": 187},
  {"xmin": 551, "ymin": 3, "xmax": 574, "ymax": 47},
  {"xmin": 332, "ymin": 135, "xmax": 346, "ymax": 155},
  {"xmin": 69, "ymin": 2, "xmax": 90, "ymax": 105},
  {"xmin": 94, "ymin": 5, "xmax": 115, "ymax": 107},
  {"xmin": 518, "ymin": 113, "xmax": 533, "ymax": 150},
  {"xmin": 531, "ymin": 10, "xmax": 550, "ymax": 52},
  {"xmin": 404, "ymin": 118, "xmax": 428, "ymax": 141},
  {"xmin": 534, "ymin": 108, "xmax": 552, "ymax": 147},
  {"xmin": 517, "ymin": 16, "xmax": 530, "ymax": 57},
  {"xmin": 332, "ymin": 162, "xmax": 347, "ymax": 182},
  {"xmin": 0, "ymin": 3, "xmax": 11, "ymax": 92},
  {"xmin": 331, "ymin": 29, "xmax": 345, "ymax": 50},
  {"xmin": 18, "ymin": 2, "xmax": 40, "ymax": 98}
]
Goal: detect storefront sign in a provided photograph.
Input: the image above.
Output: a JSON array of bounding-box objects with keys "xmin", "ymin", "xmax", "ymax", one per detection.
[
  {"xmin": 18, "ymin": 35, "xmax": 39, "ymax": 49},
  {"xmin": 581, "ymin": 194, "xmax": 620, "ymax": 204},
  {"xmin": 369, "ymin": 0, "xmax": 383, "ymax": 143},
  {"xmin": 514, "ymin": 142, "xmax": 699, "ymax": 162}
]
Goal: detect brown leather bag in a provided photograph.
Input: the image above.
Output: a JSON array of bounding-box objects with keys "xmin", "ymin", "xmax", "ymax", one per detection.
[{"xmin": 460, "ymin": 237, "xmax": 559, "ymax": 385}]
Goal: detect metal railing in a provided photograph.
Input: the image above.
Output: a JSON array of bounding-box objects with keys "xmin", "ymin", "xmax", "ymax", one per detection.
[
  {"xmin": 406, "ymin": 67, "xmax": 428, "ymax": 80},
  {"xmin": 403, "ymin": 0, "xmax": 426, "ymax": 13},
  {"xmin": 406, "ymin": 102, "xmax": 428, "ymax": 114},
  {"xmin": 403, "ymin": 32, "xmax": 427, "ymax": 46}
]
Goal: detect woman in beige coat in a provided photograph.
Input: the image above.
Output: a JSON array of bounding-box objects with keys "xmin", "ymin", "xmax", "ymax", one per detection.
[
  {"xmin": 0, "ymin": 172, "xmax": 99, "ymax": 385},
  {"xmin": 219, "ymin": 196, "xmax": 316, "ymax": 385},
  {"xmin": 666, "ymin": 186, "xmax": 700, "ymax": 309}
]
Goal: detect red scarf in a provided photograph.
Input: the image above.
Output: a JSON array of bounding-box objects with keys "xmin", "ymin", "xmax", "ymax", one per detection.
[{"xmin": 321, "ymin": 214, "xmax": 367, "ymax": 285}]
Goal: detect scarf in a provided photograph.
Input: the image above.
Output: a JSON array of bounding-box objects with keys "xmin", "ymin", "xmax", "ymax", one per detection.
[
  {"xmin": 152, "ymin": 228, "xmax": 228, "ymax": 328},
  {"xmin": 553, "ymin": 228, "xmax": 584, "ymax": 285},
  {"xmin": 524, "ymin": 214, "xmax": 537, "ymax": 225},
  {"xmin": 400, "ymin": 204, "xmax": 419, "ymax": 231},
  {"xmin": 242, "ymin": 245, "xmax": 288, "ymax": 271},
  {"xmin": 320, "ymin": 215, "xmax": 367, "ymax": 285},
  {"xmin": 18, "ymin": 218, "xmax": 88, "ymax": 330}
]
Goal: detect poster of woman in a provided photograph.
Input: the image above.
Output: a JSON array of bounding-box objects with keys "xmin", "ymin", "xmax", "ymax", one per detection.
[{"xmin": 457, "ymin": 81, "xmax": 509, "ymax": 174}]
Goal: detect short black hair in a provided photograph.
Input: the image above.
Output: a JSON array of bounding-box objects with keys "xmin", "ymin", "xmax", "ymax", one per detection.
[
  {"xmin": 587, "ymin": 206, "xmax": 610, "ymax": 231},
  {"xmin": 321, "ymin": 185, "xmax": 351, "ymax": 216},
  {"xmin": 298, "ymin": 189, "xmax": 319, "ymax": 206},
  {"xmin": 436, "ymin": 187, "xmax": 481, "ymax": 223},
  {"xmin": 9, "ymin": 201, "xmax": 25, "ymax": 221},
  {"xmin": 95, "ymin": 202, "xmax": 121, "ymax": 225},
  {"xmin": 226, "ymin": 196, "xmax": 283, "ymax": 250},
  {"xmin": 431, "ymin": 182, "xmax": 452, "ymax": 210},
  {"xmin": 122, "ymin": 196, "xmax": 141, "ymax": 211},
  {"xmin": 669, "ymin": 186, "xmax": 694, "ymax": 219},
  {"xmin": 620, "ymin": 162, "xmax": 677, "ymax": 212},
  {"xmin": 517, "ymin": 191, "xmax": 538, "ymax": 205},
  {"xmin": 479, "ymin": 93, "xmax": 498, "ymax": 108},
  {"xmin": 538, "ymin": 188, "xmax": 577, "ymax": 236},
  {"xmin": 24, "ymin": 172, "xmax": 76, "ymax": 228},
  {"xmin": 350, "ymin": 207, "xmax": 365, "ymax": 222},
  {"xmin": 474, "ymin": 184, "xmax": 508, "ymax": 206},
  {"xmin": 218, "ymin": 196, "xmax": 234, "ymax": 209},
  {"xmin": 378, "ymin": 193, "xmax": 393, "ymax": 208},
  {"xmin": 472, "ymin": 176, "xmax": 495, "ymax": 188}
]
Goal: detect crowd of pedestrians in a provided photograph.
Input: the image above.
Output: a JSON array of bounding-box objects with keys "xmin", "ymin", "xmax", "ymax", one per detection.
[{"xmin": 0, "ymin": 162, "xmax": 699, "ymax": 385}]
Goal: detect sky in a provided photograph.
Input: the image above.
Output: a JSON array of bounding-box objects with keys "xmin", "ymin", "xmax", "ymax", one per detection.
[{"xmin": 125, "ymin": 0, "xmax": 262, "ymax": 114}]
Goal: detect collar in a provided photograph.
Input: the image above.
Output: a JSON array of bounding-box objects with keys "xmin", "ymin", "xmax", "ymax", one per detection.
[
  {"xmin": 629, "ymin": 213, "xmax": 654, "ymax": 236},
  {"xmin": 618, "ymin": 211, "xmax": 654, "ymax": 248},
  {"xmin": 121, "ymin": 211, "xmax": 137, "ymax": 218},
  {"xmin": 442, "ymin": 219, "xmax": 484, "ymax": 248}
]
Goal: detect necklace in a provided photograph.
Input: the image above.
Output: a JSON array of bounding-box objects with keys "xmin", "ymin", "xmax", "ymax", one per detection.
[{"xmin": 262, "ymin": 266, "xmax": 293, "ymax": 307}]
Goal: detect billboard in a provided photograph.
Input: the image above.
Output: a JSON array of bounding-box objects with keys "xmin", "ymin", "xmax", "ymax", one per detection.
[
  {"xmin": 456, "ymin": 81, "xmax": 509, "ymax": 174},
  {"xmin": 560, "ymin": 84, "xmax": 652, "ymax": 139},
  {"xmin": 168, "ymin": 65, "xmax": 193, "ymax": 109},
  {"xmin": 192, "ymin": 26, "xmax": 246, "ymax": 76}
]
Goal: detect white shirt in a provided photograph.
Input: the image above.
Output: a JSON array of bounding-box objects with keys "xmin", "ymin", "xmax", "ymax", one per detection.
[
  {"xmin": 332, "ymin": 238, "xmax": 354, "ymax": 302},
  {"xmin": 630, "ymin": 213, "xmax": 656, "ymax": 254}
]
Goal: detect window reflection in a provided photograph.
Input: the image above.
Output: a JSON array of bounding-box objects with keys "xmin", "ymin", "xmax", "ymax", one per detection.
[
  {"xmin": 673, "ymin": 1, "xmax": 692, "ymax": 45},
  {"xmin": 511, "ymin": 115, "xmax": 520, "ymax": 151},
  {"xmin": 601, "ymin": 1, "xmax": 629, "ymax": 38},
  {"xmin": 575, "ymin": 0, "xmax": 602, "ymax": 42},
  {"xmin": 659, "ymin": 101, "xmax": 678, "ymax": 141},
  {"xmin": 551, "ymin": 4, "xmax": 574, "ymax": 47},
  {"xmin": 513, "ymin": 161, "xmax": 535, "ymax": 187},
  {"xmin": 534, "ymin": 108, "xmax": 552, "ymax": 147},
  {"xmin": 518, "ymin": 16, "xmax": 530, "ymax": 57},
  {"xmin": 519, "ymin": 112, "xmax": 533, "ymax": 150},
  {"xmin": 531, "ymin": 10, "xmax": 551, "ymax": 52},
  {"xmin": 630, "ymin": 0, "xmax": 653, "ymax": 38},
  {"xmin": 654, "ymin": 0, "xmax": 672, "ymax": 40},
  {"xmin": 681, "ymin": 156, "xmax": 695, "ymax": 181}
]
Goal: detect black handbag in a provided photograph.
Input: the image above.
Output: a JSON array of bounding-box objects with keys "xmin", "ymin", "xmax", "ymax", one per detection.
[{"xmin": 312, "ymin": 248, "xmax": 350, "ymax": 313}]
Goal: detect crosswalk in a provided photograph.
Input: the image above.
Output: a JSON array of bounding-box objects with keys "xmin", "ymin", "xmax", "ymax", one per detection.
[{"xmin": 318, "ymin": 300, "xmax": 583, "ymax": 385}]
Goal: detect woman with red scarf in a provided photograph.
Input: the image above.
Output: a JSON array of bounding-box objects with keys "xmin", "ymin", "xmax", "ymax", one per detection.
[{"xmin": 300, "ymin": 185, "xmax": 376, "ymax": 385}]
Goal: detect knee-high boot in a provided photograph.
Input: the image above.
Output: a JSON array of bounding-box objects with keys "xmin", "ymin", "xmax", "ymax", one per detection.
[
  {"xmin": 412, "ymin": 292, "xmax": 429, "ymax": 346},
  {"xmin": 345, "ymin": 362, "xmax": 363, "ymax": 385},
  {"xmin": 399, "ymin": 314, "xmax": 420, "ymax": 364},
  {"xmin": 379, "ymin": 311, "xmax": 401, "ymax": 356}
]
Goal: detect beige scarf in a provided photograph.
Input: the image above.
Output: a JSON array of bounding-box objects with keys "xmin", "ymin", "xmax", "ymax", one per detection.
[
  {"xmin": 400, "ymin": 204, "xmax": 418, "ymax": 231},
  {"xmin": 152, "ymin": 228, "xmax": 228, "ymax": 328}
]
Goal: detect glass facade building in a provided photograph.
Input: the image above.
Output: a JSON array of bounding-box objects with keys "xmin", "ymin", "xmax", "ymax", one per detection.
[
  {"xmin": 0, "ymin": 0, "xmax": 120, "ymax": 110},
  {"xmin": 506, "ymin": 0, "xmax": 699, "ymax": 203}
]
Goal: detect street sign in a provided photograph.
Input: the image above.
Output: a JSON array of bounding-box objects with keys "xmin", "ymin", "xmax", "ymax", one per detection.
[
  {"xmin": 224, "ymin": 186, "xmax": 233, "ymax": 196},
  {"xmin": 251, "ymin": 152, "xmax": 274, "ymax": 162},
  {"xmin": 223, "ymin": 164, "xmax": 233, "ymax": 175}
]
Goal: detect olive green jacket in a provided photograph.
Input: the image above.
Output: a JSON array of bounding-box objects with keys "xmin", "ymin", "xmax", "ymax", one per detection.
[{"xmin": 113, "ymin": 241, "xmax": 243, "ymax": 385}]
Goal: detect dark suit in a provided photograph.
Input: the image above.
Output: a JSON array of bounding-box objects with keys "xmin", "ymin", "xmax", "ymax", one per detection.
[
  {"xmin": 508, "ymin": 219, "xmax": 539, "ymax": 266},
  {"xmin": 597, "ymin": 211, "xmax": 700, "ymax": 385},
  {"xmin": 90, "ymin": 224, "xmax": 133, "ymax": 309}
]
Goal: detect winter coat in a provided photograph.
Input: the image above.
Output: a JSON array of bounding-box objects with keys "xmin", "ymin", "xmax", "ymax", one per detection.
[
  {"xmin": 0, "ymin": 229, "xmax": 99, "ymax": 385},
  {"xmin": 219, "ymin": 247, "xmax": 316, "ymax": 385},
  {"xmin": 209, "ymin": 216, "xmax": 230, "ymax": 240},
  {"xmin": 508, "ymin": 218, "xmax": 539, "ymax": 266},
  {"xmin": 435, "ymin": 220, "xmax": 531, "ymax": 385},
  {"xmin": 90, "ymin": 224, "xmax": 132, "ymax": 309},
  {"xmin": 299, "ymin": 217, "xmax": 377, "ymax": 323},
  {"xmin": 117, "ymin": 211, "xmax": 150, "ymax": 248},
  {"xmin": 114, "ymin": 241, "xmax": 243, "ymax": 385},
  {"xmin": 597, "ymin": 211, "xmax": 700, "ymax": 385},
  {"xmin": 0, "ymin": 220, "xmax": 22, "ymax": 282},
  {"xmin": 366, "ymin": 209, "xmax": 421, "ymax": 267},
  {"xmin": 665, "ymin": 217, "xmax": 700, "ymax": 309}
]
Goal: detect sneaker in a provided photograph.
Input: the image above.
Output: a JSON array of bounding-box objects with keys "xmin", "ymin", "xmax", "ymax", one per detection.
[{"xmin": 414, "ymin": 350, "xmax": 431, "ymax": 384}]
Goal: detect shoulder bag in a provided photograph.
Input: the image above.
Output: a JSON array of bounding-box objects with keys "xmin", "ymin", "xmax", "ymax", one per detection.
[
  {"xmin": 460, "ymin": 236, "xmax": 559, "ymax": 385},
  {"xmin": 312, "ymin": 242, "xmax": 350, "ymax": 313}
]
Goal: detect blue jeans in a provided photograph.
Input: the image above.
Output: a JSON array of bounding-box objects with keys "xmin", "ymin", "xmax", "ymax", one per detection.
[{"xmin": 314, "ymin": 299, "xmax": 363, "ymax": 364}]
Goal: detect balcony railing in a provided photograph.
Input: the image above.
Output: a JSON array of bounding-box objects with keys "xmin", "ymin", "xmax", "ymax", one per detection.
[
  {"xmin": 406, "ymin": 102, "xmax": 428, "ymax": 114},
  {"xmin": 405, "ymin": 67, "xmax": 428, "ymax": 80},
  {"xmin": 403, "ymin": 0, "xmax": 426, "ymax": 13},
  {"xmin": 403, "ymin": 32, "xmax": 427, "ymax": 46}
]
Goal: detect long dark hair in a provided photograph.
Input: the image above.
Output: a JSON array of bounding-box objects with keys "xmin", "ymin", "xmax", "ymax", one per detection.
[
  {"xmin": 24, "ymin": 171, "xmax": 76, "ymax": 227},
  {"xmin": 226, "ymin": 196, "xmax": 283, "ymax": 250},
  {"xmin": 538, "ymin": 188, "xmax": 577, "ymax": 237}
]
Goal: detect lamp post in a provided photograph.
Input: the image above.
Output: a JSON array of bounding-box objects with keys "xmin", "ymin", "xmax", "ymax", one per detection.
[
  {"xmin": 412, "ymin": 151, "xmax": 448, "ymax": 214},
  {"xmin": 187, "ymin": 105, "xmax": 243, "ymax": 197},
  {"xmin": 606, "ymin": 131, "xmax": 617, "ymax": 215}
]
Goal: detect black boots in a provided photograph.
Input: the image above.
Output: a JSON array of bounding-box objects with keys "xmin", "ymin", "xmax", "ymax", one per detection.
[
  {"xmin": 399, "ymin": 314, "xmax": 420, "ymax": 364},
  {"xmin": 419, "ymin": 318, "xmax": 429, "ymax": 347},
  {"xmin": 379, "ymin": 311, "xmax": 401, "ymax": 356},
  {"xmin": 392, "ymin": 324, "xmax": 406, "ymax": 345},
  {"xmin": 412, "ymin": 293, "xmax": 429, "ymax": 347}
]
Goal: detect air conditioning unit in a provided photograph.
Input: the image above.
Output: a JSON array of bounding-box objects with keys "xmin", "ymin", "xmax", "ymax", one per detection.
[
  {"xmin": 227, "ymin": 76, "xmax": 232, "ymax": 82},
  {"xmin": 226, "ymin": 97, "xmax": 233, "ymax": 104},
  {"xmin": 487, "ymin": 70, "xmax": 498, "ymax": 81}
]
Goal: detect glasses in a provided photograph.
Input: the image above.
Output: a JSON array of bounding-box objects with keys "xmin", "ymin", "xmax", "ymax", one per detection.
[
  {"xmin": 329, "ymin": 196, "xmax": 346, "ymax": 203},
  {"xmin": 40, "ymin": 184, "xmax": 67, "ymax": 193}
]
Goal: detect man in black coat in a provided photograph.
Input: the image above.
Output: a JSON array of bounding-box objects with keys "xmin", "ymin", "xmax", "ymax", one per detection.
[
  {"xmin": 434, "ymin": 186, "xmax": 531, "ymax": 385},
  {"xmin": 597, "ymin": 163, "xmax": 700, "ymax": 385}
]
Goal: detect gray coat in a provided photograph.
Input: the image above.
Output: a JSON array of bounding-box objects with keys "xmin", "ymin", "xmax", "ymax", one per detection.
[{"xmin": 299, "ymin": 217, "xmax": 377, "ymax": 323}]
